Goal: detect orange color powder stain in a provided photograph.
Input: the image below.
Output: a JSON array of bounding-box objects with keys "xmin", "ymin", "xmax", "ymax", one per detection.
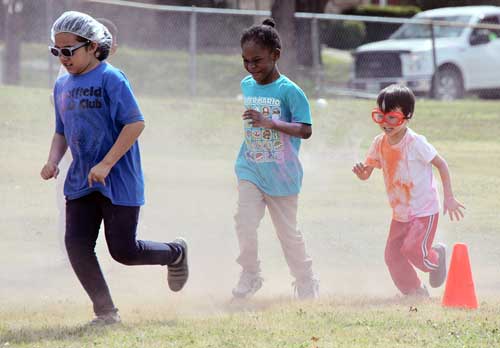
[{"xmin": 381, "ymin": 137, "xmax": 414, "ymax": 207}]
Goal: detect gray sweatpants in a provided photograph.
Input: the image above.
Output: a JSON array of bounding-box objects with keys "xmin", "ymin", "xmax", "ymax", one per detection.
[{"xmin": 234, "ymin": 180, "xmax": 314, "ymax": 281}]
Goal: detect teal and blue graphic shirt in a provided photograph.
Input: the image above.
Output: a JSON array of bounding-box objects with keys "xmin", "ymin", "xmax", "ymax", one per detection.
[
  {"xmin": 235, "ymin": 75, "xmax": 312, "ymax": 196},
  {"xmin": 53, "ymin": 62, "xmax": 145, "ymax": 206}
]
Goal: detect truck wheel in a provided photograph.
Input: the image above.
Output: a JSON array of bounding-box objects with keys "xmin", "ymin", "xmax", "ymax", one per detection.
[{"xmin": 432, "ymin": 67, "xmax": 464, "ymax": 100}]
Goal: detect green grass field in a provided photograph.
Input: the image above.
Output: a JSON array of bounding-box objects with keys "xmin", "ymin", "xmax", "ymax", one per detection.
[{"xmin": 1, "ymin": 84, "xmax": 500, "ymax": 347}]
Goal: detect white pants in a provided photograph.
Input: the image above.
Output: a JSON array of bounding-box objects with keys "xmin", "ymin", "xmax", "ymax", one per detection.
[{"xmin": 234, "ymin": 180, "xmax": 314, "ymax": 281}]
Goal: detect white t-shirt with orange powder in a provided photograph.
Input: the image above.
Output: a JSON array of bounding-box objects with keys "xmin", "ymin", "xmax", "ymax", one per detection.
[{"xmin": 365, "ymin": 128, "xmax": 439, "ymax": 222}]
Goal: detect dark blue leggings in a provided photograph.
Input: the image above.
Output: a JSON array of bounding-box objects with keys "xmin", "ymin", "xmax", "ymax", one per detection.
[{"xmin": 65, "ymin": 192, "xmax": 181, "ymax": 316}]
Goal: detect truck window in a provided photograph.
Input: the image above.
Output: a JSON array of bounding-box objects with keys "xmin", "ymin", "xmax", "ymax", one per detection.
[
  {"xmin": 391, "ymin": 15, "xmax": 471, "ymax": 39},
  {"xmin": 471, "ymin": 16, "xmax": 500, "ymax": 42}
]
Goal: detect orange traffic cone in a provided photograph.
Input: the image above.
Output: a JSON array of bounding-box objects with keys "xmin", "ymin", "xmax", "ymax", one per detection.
[{"xmin": 442, "ymin": 243, "xmax": 478, "ymax": 309}]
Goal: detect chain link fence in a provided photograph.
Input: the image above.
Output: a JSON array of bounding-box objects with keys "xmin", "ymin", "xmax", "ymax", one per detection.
[{"xmin": 2, "ymin": 0, "xmax": 500, "ymax": 100}]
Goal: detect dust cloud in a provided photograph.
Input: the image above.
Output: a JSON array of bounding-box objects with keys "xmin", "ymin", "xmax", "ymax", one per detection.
[{"xmin": 0, "ymin": 95, "xmax": 432, "ymax": 317}]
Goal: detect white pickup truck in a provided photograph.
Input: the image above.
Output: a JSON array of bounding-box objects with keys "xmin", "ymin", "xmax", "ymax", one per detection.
[{"xmin": 350, "ymin": 6, "xmax": 500, "ymax": 99}]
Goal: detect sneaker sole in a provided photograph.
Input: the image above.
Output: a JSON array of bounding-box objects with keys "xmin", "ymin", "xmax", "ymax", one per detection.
[
  {"xmin": 168, "ymin": 237, "xmax": 189, "ymax": 292},
  {"xmin": 429, "ymin": 243, "xmax": 447, "ymax": 288}
]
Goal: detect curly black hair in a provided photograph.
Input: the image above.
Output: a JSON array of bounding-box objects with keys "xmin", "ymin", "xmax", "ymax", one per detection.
[{"xmin": 240, "ymin": 18, "xmax": 281, "ymax": 51}]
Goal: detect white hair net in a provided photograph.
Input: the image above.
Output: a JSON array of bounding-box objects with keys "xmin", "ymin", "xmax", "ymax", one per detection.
[{"xmin": 51, "ymin": 11, "xmax": 112, "ymax": 61}]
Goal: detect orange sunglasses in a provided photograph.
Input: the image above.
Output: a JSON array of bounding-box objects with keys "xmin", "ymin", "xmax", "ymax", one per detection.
[{"xmin": 371, "ymin": 108, "xmax": 407, "ymax": 126}]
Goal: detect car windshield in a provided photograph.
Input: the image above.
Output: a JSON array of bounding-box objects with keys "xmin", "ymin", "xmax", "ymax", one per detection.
[{"xmin": 390, "ymin": 15, "xmax": 472, "ymax": 39}]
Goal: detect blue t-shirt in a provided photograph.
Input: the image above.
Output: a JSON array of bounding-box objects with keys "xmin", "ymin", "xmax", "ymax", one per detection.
[
  {"xmin": 235, "ymin": 75, "xmax": 312, "ymax": 196},
  {"xmin": 53, "ymin": 62, "xmax": 145, "ymax": 206}
]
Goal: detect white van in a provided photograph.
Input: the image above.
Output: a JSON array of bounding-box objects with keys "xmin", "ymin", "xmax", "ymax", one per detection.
[{"xmin": 350, "ymin": 6, "xmax": 500, "ymax": 99}]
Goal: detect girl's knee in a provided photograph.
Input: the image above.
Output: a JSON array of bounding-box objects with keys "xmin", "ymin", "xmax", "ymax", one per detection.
[
  {"xmin": 109, "ymin": 247, "xmax": 137, "ymax": 265},
  {"xmin": 234, "ymin": 216, "xmax": 261, "ymax": 234},
  {"xmin": 64, "ymin": 235, "xmax": 95, "ymax": 254}
]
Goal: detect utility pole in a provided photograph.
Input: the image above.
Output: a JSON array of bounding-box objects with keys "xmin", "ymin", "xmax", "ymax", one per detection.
[{"xmin": 271, "ymin": 0, "xmax": 296, "ymax": 78}]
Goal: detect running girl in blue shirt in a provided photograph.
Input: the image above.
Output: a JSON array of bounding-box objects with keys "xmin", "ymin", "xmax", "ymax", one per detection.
[
  {"xmin": 40, "ymin": 11, "xmax": 188, "ymax": 325},
  {"xmin": 233, "ymin": 18, "xmax": 319, "ymax": 300}
]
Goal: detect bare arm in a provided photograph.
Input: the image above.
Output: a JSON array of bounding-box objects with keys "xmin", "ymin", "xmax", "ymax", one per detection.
[
  {"xmin": 431, "ymin": 154, "xmax": 465, "ymax": 221},
  {"xmin": 40, "ymin": 133, "xmax": 68, "ymax": 180},
  {"xmin": 271, "ymin": 120, "xmax": 312, "ymax": 139},
  {"xmin": 352, "ymin": 162, "xmax": 374, "ymax": 181},
  {"xmin": 88, "ymin": 121, "xmax": 145, "ymax": 187},
  {"xmin": 242, "ymin": 109, "xmax": 312, "ymax": 139}
]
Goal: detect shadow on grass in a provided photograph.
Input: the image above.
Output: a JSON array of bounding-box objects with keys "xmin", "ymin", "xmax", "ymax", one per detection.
[
  {"xmin": 0, "ymin": 319, "xmax": 179, "ymax": 345},
  {"xmin": 222, "ymin": 295, "xmax": 297, "ymax": 314},
  {"xmin": 321, "ymin": 294, "xmax": 441, "ymax": 311},
  {"xmin": 220, "ymin": 294, "xmax": 440, "ymax": 315}
]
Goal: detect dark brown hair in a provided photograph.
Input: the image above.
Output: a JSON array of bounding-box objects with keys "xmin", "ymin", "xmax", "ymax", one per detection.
[{"xmin": 377, "ymin": 84, "xmax": 415, "ymax": 119}]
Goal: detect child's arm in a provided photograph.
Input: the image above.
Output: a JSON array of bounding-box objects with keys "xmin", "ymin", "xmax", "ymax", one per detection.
[
  {"xmin": 431, "ymin": 154, "xmax": 465, "ymax": 221},
  {"xmin": 352, "ymin": 162, "xmax": 374, "ymax": 181},
  {"xmin": 87, "ymin": 121, "xmax": 145, "ymax": 187},
  {"xmin": 242, "ymin": 109, "xmax": 312, "ymax": 139},
  {"xmin": 40, "ymin": 133, "xmax": 68, "ymax": 180}
]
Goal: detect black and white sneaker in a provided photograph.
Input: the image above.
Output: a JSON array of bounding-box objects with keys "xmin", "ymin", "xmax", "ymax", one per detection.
[
  {"xmin": 167, "ymin": 238, "xmax": 189, "ymax": 292},
  {"xmin": 429, "ymin": 243, "xmax": 447, "ymax": 288},
  {"xmin": 87, "ymin": 312, "xmax": 121, "ymax": 326}
]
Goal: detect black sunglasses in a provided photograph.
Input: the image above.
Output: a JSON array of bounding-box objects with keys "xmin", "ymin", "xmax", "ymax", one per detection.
[{"xmin": 49, "ymin": 41, "xmax": 90, "ymax": 57}]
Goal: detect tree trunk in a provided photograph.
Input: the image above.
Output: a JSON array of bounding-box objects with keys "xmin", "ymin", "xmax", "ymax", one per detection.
[
  {"xmin": 271, "ymin": 0, "xmax": 296, "ymax": 78},
  {"xmin": 3, "ymin": 0, "xmax": 23, "ymax": 85},
  {"xmin": 295, "ymin": 0, "xmax": 328, "ymax": 67}
]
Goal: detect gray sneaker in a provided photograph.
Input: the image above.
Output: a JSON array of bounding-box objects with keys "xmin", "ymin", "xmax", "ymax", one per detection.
[
  {"xmin": 429, "ymin": 243, "xmax": 447, "ymax": 288},
  {"xmin": 232, "ymin": 272, "xmax": 263, "ymax": 298},
  {"xmin": 407, "ymin": 284, "xmax": 430, "ymax": 298},
  {"xmin": 87, "ymin": 312, "xmax": 121, "ymax": 326},
  {"xmin": 167, "ymin": 238, "xmax": 189, "ymax": 292},
  {"xmin": 293, "ymin": 278, "xmax": 319, "ymax": 300}
]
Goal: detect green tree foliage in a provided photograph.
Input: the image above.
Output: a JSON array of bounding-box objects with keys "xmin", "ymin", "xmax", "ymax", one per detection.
[
  {"xmin": 152, "ymin": 0, "xmax": 228, "ymax": 7},
  {"xmin": 415, "ymin": 0, "xmax": 500, "ymax": 11}
]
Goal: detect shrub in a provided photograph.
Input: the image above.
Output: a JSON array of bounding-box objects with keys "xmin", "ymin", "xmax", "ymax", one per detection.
[
  {"xmin": 343, "ymin": 5, "xmax": 421, "ymax": 43},
  {"xmin": 344, "ymin": 5, "xmax": 421, "ymax": 18},
  {"xmin": 320, "ymin": 20, "xmax": 366, "ymax": 49}
]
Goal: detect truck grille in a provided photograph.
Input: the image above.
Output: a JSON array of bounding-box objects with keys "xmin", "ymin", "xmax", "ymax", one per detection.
[{"xmin": 355, "ymin": 52, "xmax": 402, "ymax": 78}]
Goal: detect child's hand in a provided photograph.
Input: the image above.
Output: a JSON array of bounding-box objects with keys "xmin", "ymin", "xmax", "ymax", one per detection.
[
  {"xmin": 443, "ymin": 196, "xmax": 465, "ymax": 221},
  {"xmin": 242, "ymin": 109, "xmax": 274, "ymax": 129},
  {"xmin": 352, "ymin": 162, "xmax": 371, "ymax": 180},
  {"xmin": 40, "ymin": 162, "xmax": 60, "ymax": 180},
  {"xmin": 88, "ymin": 162, "xmax": 112, "ymax": 187}
]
